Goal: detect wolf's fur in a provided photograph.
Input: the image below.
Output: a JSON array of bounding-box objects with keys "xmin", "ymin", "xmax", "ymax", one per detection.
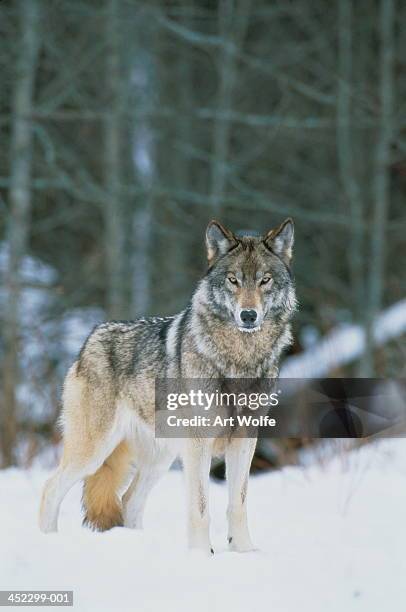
[
  {"xmin": 39, "ymin": 219, "xmax": 297, "ymax": 554},
  {"xmin": 82, "ymin": 440, "xmax": 132, "ymax": 530}
]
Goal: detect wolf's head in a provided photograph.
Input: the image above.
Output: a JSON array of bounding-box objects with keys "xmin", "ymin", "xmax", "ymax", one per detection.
[{"xmin": 203, "ymin": 219, "xmax": 296, "ymax": 332}]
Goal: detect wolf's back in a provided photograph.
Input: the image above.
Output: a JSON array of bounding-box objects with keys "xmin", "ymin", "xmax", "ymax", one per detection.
[{"xmin": 75, "ymin": 317, "xmax": 174, "ymax": 382}]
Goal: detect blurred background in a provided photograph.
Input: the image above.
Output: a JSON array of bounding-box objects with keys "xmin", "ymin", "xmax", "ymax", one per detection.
[{"xmin": 0, "ymin": 0, "xmax": 405, "ymax": 469}]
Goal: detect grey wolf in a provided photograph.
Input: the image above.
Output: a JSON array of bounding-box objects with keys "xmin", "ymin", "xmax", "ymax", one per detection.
[{"xmin": 39, "ymin": 219, "xmax": 296, "ymax": 554}]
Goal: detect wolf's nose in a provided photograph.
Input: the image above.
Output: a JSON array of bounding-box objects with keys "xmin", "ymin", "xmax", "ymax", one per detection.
[{"xmin": 240, "ymin": 309, "xmax": 257, "ymax": 325}]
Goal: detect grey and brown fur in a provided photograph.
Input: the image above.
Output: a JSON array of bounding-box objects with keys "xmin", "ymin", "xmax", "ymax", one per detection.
[{"xmin": 39, "ymin": 219, "xmax": 297, "ymax": 554}]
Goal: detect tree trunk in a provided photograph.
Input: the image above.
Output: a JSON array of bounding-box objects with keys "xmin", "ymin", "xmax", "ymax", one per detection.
[
  {"xmin": 131, "ymin": 4, "xmax": 162, "ymax": 317},
  {"xmin": 361, "ymin": 0, "xmax": 395, "ymax": 376},
  {"xmin": 132, "ymin": 203, "xmax": 152, "ymax": 316},
  {"xmin": 104, "ymin": 0, "xmax": 129, "ymax": 320},
  {"xmin": 336, "ymin": 0, "xmax": 364, "ymax": 321},
  {"xmin": 209, "ymin": 0, "xmax": 251, "ymax": 218},
  {"xmin": 2, "ymin": 0, "xmax": 41, "ymax": 467}
]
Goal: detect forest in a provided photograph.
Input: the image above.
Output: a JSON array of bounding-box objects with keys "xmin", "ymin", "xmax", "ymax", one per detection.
[{"xmin": 0, "ymin": 0, "xmax": 405, "ymax": 468}]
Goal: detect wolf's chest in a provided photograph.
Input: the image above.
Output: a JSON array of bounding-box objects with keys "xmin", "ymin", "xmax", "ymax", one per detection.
[{"xmin": 187, "ymin": 328, "xmax": 281, "ymax": 378}]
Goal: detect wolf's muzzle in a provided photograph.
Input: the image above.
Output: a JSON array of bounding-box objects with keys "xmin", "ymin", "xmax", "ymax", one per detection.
[{"xmin": 239, "ymin": 309, "xmax": 258, "ymax": 328}]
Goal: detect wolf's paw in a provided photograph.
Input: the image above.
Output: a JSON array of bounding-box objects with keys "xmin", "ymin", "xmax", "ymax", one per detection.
[
  {"xmin": 228, "ymin": 535, "xmax": 258, "ymax": 553},
  {"xmin": 123, "ymin": 518, "xmax": 144, "ymax": 530},
  {"xmin": 39, "ymin": 516, "xmax": 58, "ymax": 534},
  {"xmin": 188, "ymin": 534, "xmax": 214, "ymax": 556}
]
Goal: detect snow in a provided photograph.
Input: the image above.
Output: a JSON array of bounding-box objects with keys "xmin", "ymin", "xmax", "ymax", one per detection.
[
  {"xmin": 0, "ymin": 242, "xmax": 57, "ymax": 286},
  {"xmin": 281, "ymin": 298, "xmax": 406, "ymax": 378},
  {"xmin": 1, "ymin": 440, "xmax": 406, "ymax": 611}
]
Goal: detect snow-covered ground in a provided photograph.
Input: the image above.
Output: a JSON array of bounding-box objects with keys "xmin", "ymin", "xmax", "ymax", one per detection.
[{"xmin": 1, "ymin": 440, "xmax": 406, "ymax": 612}]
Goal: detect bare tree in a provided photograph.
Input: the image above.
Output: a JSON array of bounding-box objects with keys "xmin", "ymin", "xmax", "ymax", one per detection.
[
  {"xmin": 336, "ymin": 0, "xmax": 364, "ymax": 320},
  {"xmin": 104, "ymin": 0, "xmax": 128, "ymax": 319},
  {"xmin": 2, "ymin": 0, "xmax": 41, "ymax": 467},
  {"xmin": 209, "ymin": 0, "xmax": 252, "ymax": 217},
  {"xmin": 361, "ymin": 0, "xmax": 395, "ymax": 375},
  {"xmin": 131, "ymin": 6, "xmax": 157, "ymax": 317}
]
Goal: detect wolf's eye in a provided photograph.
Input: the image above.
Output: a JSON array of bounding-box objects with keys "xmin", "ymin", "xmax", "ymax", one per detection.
[
  {"xmin": 227, "ymin": 275, "xmax": 238, "ymax": 285},
  {"xmin": 260, "ymin": 276, "xmax": 272, "ymax": 286}
]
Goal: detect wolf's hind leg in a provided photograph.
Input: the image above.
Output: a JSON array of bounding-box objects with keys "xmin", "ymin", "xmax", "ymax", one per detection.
[
  {"xmin": 39, "ymin": 462, "xmax": 83, "ymax": 534},
  {"xmin": 226, "ymin": 437, "xmax": 257, "ymax": 552},
  {"xmin": 122, "ymin": 445, "xmax": 175, "ymax": 529},
  {"xmin": 39, "ymin": 435, "xmax": 121, "ymax": 533}
]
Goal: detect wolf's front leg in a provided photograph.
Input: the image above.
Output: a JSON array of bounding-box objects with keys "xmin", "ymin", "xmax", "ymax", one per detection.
[
  {"xmin": 226, "ymin": 437, "xmax": 257, "ymax": 552},
  {"xmin": 182, "ymin": 439, "xmax": 213, "ymax": 555}
]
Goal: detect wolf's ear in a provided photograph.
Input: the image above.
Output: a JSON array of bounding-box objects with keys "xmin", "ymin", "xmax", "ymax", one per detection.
[
  {"xmin": 264, "ymin": 218, "xmax": 294, "ymax": 265},
  {"xmin": 206, "ymin": 220, "xmax": 237, "ymax": 265}
]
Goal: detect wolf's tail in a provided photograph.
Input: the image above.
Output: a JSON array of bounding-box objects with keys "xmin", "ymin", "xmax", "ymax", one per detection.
[{"xmin": 82, "ymin": 440, "xmax": 132, "ymax": 531}]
